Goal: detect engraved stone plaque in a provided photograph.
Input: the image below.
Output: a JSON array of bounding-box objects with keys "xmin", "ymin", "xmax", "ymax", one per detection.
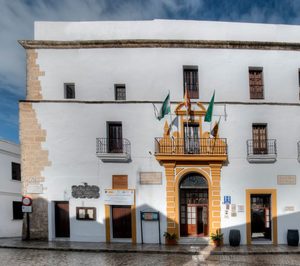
[
  {"xmin": 72, "ymin": 183, "xmax": 100, "ymax": 199},
  {"xmin": 277, "ymin": 175, "xmax": 296, "ymax": 185},
  {"xmin": 140, "ymin": 172, "xmax": 162, "ymax": 185}
]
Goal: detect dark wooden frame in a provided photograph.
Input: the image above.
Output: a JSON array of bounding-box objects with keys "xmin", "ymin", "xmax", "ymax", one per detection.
[
  {"xmin": 76, "ymin": 207, "xmax": 96, "ymax": 221},
  {"xmin": 249, "ymin": 67, "xmax": 264, "ymax": 99}
]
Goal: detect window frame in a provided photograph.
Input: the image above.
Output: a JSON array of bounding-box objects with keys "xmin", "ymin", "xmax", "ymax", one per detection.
[
  {"xmin": 114, "ymin": 84, "xmax": 126, "ymax": 101},
  {"xmin": 11, "ymin": 162, "xmax": 21, "ymax": 181},
  {"xmin": 64, "ymin": 83, "xmax": 75, "ymax": 99},
  {"xmin": 252, "ymin": 123, "xmax": 268, "ymax": 154},
  {"xmin": 183, "ymin": 66, "xmax": 199, "ymax": 99},
  {"xmin": 249, "ymin": 67, "xmax": 264, "ymax": 100}
]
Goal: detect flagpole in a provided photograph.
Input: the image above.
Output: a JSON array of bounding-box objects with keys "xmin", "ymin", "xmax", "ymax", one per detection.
[{"xmin": 169, "ymin": 90, "xmax": 173, "ymax": 136}]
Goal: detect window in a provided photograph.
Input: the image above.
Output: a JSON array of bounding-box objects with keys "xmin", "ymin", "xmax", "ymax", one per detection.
[
  {"xmin": 249, "ymin": 68, "xmax": 264, "ymax": 99},
  {"xmin": 115, "ymin": 84, "xmax": 126, "ymax": 100},
  {"xmin": 11, "ymin": 162, "xmax": 21, "ymax": 181},
  {"xmin": 252, "ymin": 124, "xmax": 267, "ymax": 154},
  {"xmin": 183, "ymin": 66, "xmax": 199, "ymax": 99},
  {"xmin": 12, "ymin": 201, "xmax": 23, "ymax": 220},
  {"xmin": 107, "ymin": 122, "xmax": 123, "ymax": 153},
  {"xmin": 112, "ymin": 175, "xmax": 128, "ymax": 189},
  {"xmin": 64, "ymin": 83, "xmax": 75, "ymax": 99}
]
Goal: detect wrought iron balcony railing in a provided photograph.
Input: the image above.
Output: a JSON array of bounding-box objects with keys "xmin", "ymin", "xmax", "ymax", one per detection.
[
  {"xmin": 155, "ymin": 137, "xmax": 227, "ymax": 155},
  {"xmin": 247, "ymin": 139, "xmax": 277, "ymax": 163},
  {"xmin": 96, "ymin": 138, "xmax": 131, "ymax": 162},
  {"xmin": 247, "ymin": 139, "xmax": 276, "ymax": 156}
]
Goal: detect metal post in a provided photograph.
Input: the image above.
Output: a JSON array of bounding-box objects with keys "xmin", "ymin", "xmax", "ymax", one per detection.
[
  {"xmin": 26, "ymin": 213, "xmax": 30, "ymax": 240},
  {"xmin": 140, "ymin": 212, "xmax": 143, "ymax": 244},
  {"xmin": 158, "ymin": 212, "xmax": 161, "ymax": 245}
]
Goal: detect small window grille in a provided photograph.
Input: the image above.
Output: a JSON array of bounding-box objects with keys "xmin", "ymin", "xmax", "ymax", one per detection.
[
  {"xmin": 183, "ymin": 66, "xmax": 199, "ymax": 99},
  {"xmin": 64, "ymin": 83, "xmax": 75, "ymax": 99},
  {"xmin": 115, "ymin": 84, "xmax": 126, "ymax": 100}
]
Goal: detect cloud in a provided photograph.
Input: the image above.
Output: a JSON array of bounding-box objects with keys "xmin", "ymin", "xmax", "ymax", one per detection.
[{"xmin": 0, "ymin": 0, "xmax": 300, "ymax": 142}]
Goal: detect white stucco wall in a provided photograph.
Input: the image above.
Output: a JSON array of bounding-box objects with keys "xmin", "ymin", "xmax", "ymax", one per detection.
[
  {"xmin": 35, "ymin": 20, "xmax": 300, "ymax": 43},
  {"xmin": 0, "ymin": 140, "xmax": 22, "ymax": 237},
  {"xmin": 33, "ymin": 102, "xmax": 300, "ymax": 244},
  {"xmin": 36, "ymin": 48, "xmax": 300, "ymax": 103}
]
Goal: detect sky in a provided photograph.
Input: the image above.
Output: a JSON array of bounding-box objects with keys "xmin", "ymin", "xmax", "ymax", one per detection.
[{"xmin": 1, "ymin": 0, "xmax": 300, "ymax": 143}]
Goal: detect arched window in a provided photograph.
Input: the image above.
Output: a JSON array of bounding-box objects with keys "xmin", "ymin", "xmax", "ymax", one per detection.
[{"xmin": 180, "ymin": 173, "xmax": 208, "ymax": 189}]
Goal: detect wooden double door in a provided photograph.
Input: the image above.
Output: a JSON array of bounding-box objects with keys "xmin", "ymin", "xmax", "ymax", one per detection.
[
  {"xmin": 180, "ymin": 189, "xmax": 209, "ymax": 237},
  {"xmin": 112, "ymin": 205, "xmax": 132, "ymax": 238}
]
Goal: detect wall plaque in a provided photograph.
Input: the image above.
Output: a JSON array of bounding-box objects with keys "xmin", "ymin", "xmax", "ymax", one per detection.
[
  {"xmin": 284, "ymin": 206, "xmax": 295, "ymax": 212},
  {"xmin": 277, "ymin": 175, "xmax": 296, "ymax": 185},
  {"xmin": 140, "ymin": 172, "xmax": 162, "ymax": 185},
  {"xmin": 104, "ymin": 189, "xmax": 134, "ymax": 205},
  {"xmin": 72, "ymin": 183, "xmax": 100, "ymax": 199},
  {"xmin": 113, "ymin": 175, "xmax": 128, "ymax": 189}
]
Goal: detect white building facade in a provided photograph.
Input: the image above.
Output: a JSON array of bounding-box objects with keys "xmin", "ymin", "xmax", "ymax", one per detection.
[
  {"xmin": 0, "ymin": 140, "xmax": 22, "ymax": 237},
  {"xmin": 19, "ymin": 20, "xmax": 300, "ymax": 244}
]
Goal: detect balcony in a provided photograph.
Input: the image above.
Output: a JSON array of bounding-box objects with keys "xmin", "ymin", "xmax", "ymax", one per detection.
[
  {"xmin": 247, "ymin": 139, "xmax": 277, "ymax": 163},
  {"xmin": 96, "ymin": 138, "xmax": 131, "ymax": 162},
  {"xmin": 155, "ymin": 137, "xmax": 227, "ymax": 163}
]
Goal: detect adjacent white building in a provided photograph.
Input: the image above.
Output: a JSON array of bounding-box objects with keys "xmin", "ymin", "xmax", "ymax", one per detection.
[
  {"xmin": 0, "ymin": 140, "xmax": 22, "ymax": 237},
  {"xmin": 19, "ymin": 19, "xmax": 300, "ymax": 245}
]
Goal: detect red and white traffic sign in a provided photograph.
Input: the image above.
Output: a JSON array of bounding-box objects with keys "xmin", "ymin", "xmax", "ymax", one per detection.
[{"xmin": 22, "ymin": 196, "xmax": 32, "ymax": 206}]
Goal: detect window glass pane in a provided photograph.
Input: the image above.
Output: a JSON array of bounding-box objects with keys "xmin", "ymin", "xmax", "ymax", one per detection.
[
  {"xmin": 64, "ymin": 83, "xmax": 75, "ymax": 99},
  {"xmin": 11, "ymin": 162, "xmax": 21, "ymax": 181}
]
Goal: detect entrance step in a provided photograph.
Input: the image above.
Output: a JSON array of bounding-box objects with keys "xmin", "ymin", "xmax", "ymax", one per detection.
[{"xmin": 178, "ymin": 237, "xmax": 210, "ymax": 245}]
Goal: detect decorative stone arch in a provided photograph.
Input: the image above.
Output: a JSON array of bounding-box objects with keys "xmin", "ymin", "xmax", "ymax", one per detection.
[{"xmin": 174, "ymin": 167, "xmax": 213, "ymax": 237}]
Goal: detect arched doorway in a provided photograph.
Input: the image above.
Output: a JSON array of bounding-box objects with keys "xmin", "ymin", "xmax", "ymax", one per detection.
[{"xmin": 179, "ymin": 173, "xmax": 209, "ymax": 237}]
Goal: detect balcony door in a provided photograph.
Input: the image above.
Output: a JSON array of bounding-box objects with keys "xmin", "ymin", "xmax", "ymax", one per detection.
[
  {"xmin": 108, "ymin": 122, "xmax": 123, "ymax": 153},
  {"xmin": 184, "ymin": 123, "xmax": 199, "ymax": 154},
  {"xmin": 252, "ymin": 124, "xmax": 267, "ymax": 154}
]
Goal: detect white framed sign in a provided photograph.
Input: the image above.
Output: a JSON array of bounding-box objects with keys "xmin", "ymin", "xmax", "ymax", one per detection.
[{"xmin": 103, "ymin": 189, "xmax": 134, "ymax": 205}]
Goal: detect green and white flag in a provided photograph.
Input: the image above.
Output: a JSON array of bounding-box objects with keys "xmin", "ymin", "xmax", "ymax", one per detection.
[
  {"xmin": 153, "ymin": 92, "xmax": 171, "ymax": 121},
  {"xmin": 204, "ymin": 91, "xmax": 215, "ymax": 122}
]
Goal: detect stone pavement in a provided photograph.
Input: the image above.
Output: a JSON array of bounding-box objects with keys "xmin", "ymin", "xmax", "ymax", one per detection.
[{"xmin": 0, "ymin": 238, "xmax": 299, "ymax": 256}]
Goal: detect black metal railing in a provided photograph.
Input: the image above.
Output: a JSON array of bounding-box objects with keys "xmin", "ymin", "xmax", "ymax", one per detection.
[
  {"xmin": 96, "ymin": 138, "xmax": 131, "ymax": 155},
  {"xmin": 247, "ymin": 139, "xmax": 276, "ymax": 156},
  {"xmin": 155, "ymin": 137, "xmax": 227, "ymax": 155}
]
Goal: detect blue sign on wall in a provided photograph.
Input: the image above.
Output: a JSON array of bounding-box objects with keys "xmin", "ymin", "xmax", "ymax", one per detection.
[{"xmin": 224, "ymin": 196, "xmax": 231, "ymax": 204}]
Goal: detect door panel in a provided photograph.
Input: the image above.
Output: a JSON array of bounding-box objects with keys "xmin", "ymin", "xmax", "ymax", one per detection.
[
  {"xmin": 108, "ymin": 123, "xmax": 123, "ymax": 153},
  {"xmin": 112, "ymin": 206, "xmax": 132, "ymax": 238},
  {"xmin": 251, "ymin": 195, "xmax": 271, "ymax": 240},
  {"xmin": 184, "ymin": 124, "xmax": 199, "ymax": 154},
  {"xmin": 55, "ymin": 201, "xmax": 70, "ymax": 238},
  {"xmin": 252, "ymin": 125, "xmax": 267, "ymax": 154}
]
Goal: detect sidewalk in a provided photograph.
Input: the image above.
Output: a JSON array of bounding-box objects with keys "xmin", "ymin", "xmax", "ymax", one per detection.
[{"xmin": 0, "ymin": 238, "xmax": 299, "ymax": 255}]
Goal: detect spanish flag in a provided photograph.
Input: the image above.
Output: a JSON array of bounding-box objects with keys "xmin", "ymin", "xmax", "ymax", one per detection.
[{"xmin": 184, "ymin": 89, "xmax": 191, "ymax": 114}]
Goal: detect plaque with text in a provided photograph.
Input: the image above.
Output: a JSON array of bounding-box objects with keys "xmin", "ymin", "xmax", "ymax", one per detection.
[
  {"xmin": 277, "ymin": 175, "xmax": 296, "ymax": 185},
  {"xmin": 140, "ymin": 172, "xmax": 162, "ymax": 185},
  {"xmin": 72, "ymin": 183, "xmax": 100, "ymax": 199}
]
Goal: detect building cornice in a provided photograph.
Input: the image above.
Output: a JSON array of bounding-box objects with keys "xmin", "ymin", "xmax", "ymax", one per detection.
[
  {"xmin": 0, "ymin": 149, "xmax": 20, "ymax": 158},
  {"xmin": 19, "ymin": 100, "xmax": 300, "ymax": 106},
  {"xmin": 18, "ymin": 39, "xmax": 300, "ymax": 51}
]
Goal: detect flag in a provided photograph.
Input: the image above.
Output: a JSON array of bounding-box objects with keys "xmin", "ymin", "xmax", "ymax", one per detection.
[
  {"xmin": 211, "ymin": 117, "xmax": 221, "ymax": 137},
  {"xmin": 154, "ymin": 92, "xmax": 170, "ymax": 120},
  {"xmin": 204, "ymin": 91, "xmax": 215, "ymax": 122},
  {"xmin": 184, "ymin": 89, "xmax": 191, "ymax": 114}
]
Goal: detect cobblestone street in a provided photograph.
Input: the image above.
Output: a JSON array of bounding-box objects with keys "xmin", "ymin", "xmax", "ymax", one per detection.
[{"xmin": 1, "ymin": 248, "xmax": 300, "ymax": 266}]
